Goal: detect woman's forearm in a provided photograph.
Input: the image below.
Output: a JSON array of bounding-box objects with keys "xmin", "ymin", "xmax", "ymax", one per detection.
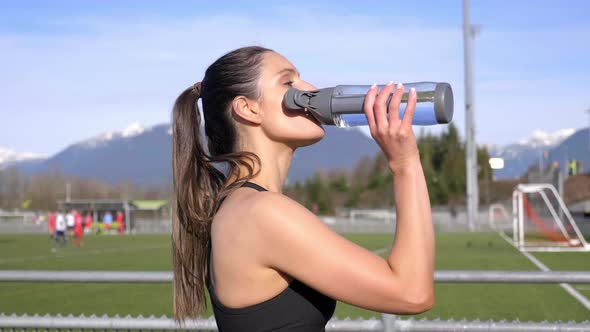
[{"xmin": 387, "ymin": 159, "xmax": 435, "ymax": 294}]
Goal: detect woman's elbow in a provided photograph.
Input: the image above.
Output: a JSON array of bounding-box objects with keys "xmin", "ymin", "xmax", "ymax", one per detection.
[{"xmin": 404, "ymin": 289, "xmax": 435, "ymax": 314}]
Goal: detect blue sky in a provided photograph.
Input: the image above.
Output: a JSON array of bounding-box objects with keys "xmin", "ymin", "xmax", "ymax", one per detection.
[{"xmin": 1, "ymin": 0, "xmax": 589, "ymax": 156}]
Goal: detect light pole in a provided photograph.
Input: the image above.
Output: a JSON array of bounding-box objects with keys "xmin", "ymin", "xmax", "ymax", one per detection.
[
  {"xmin": 464, "ymin": 0, "xmax": 479, "ymax": 231},
  {"xmin": 66, "ymin": 182, "xmax": 71, "ymax": 203}
]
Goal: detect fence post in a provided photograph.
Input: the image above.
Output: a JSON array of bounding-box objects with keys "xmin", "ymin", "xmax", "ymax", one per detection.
[{"xmin": 380, "ymin": 313, "xmax": 397, "ymax": 332}]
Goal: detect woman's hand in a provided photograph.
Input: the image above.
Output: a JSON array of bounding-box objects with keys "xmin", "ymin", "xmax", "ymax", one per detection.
[{"xmin": 364, "ymin": 82, "xmax": 420, "ymax": 175}]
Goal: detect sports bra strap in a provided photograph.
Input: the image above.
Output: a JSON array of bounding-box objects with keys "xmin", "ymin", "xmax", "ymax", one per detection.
[{"xmin": 241, "ymin": 181, "xmax": 267, "ymax": 192}]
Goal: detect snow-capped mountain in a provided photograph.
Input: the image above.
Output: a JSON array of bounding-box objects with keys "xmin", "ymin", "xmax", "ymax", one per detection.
[
  {"xmin": 487, "ymin": 127, "xmax": 588, "ymax": 179},
  {"xmin": 517, "ymin": 128, "xmax": 576, "ymax": 148},
  {"xmin": 6, "ymin": 122, "xmax": 380, "ymax": 186},
  {"xmin": 8, "ymin": 123, "xmax": 173, "ymax": 185},
  {"xmin": 4, "ymin": 122, "xmax": 587, "ymax": 184},
  {"xmin": 487, "ymin": 128, "xmax": 576, "ymax": 158},
  {"xmin": 0, "ymin": 148, "xmax": 45, "ymax": 169},
  {"xmin": 77, "ymin": 122, "xmax": 147, "ymax": 149}
]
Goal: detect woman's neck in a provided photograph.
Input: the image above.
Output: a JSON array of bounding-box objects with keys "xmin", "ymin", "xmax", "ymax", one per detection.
[{"xmin": 230, "ymin": 142, "xmax": 294, "ymax": 194}]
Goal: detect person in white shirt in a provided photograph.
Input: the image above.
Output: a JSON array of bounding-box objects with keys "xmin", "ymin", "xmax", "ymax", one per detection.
[
  {"xmin": 55, "ymin": 212, "xmax": 67, "ymax": 247},
  {"xmin": 66, "ymin": 211, "xmax": 75, "ymax": 241}
]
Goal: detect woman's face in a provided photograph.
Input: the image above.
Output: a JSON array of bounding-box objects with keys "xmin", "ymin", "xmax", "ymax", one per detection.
[{"xmin": 255, "ymin": 51, "xmax": 325, "ymax": 148}]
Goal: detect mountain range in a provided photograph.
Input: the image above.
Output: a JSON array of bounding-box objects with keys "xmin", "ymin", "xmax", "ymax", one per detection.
[
  {"xmin": 2, "ymin": 124, "xmax": 588, "ymax": 185},
  {"xmin": 486, "ymin": 127, "xmax": 589, "ymax": 179},
  {"xmin": 1, "ymin": 123, "xmax": 381, "ymax": 186}
]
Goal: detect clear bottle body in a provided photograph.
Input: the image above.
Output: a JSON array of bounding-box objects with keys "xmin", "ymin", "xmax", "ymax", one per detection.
[{"xmin": 331, "ymin": 82, "xmax": 443, "ymax": 127}]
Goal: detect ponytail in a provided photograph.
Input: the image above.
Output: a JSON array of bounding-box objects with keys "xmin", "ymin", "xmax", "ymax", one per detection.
[
  {"xmin": 171, "ymin": 83, "xmax": 262, "ymax": 322},
  {"xmin": 171, "ymin": 46, "xmax": 269, "ymax": 323},
  {"xmin": 171, "ymin": 83, "xmax": 224, "ymax": 322}
]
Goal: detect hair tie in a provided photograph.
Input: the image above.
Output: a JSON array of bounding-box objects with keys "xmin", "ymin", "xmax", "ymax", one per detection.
[{"xmin": 192, "ymin": 82, "xmax": 202, "ymax": 95}]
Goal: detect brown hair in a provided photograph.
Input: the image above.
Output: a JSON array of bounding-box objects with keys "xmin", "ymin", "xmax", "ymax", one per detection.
[{"xmin": 171, "ymin": 46, "xmax": 272, "ymax": 322}]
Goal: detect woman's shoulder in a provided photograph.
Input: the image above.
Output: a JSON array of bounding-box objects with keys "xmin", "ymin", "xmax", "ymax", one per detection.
[
  {"xmin": 215, "ymin": 187, "xmax": 292, "ymax": 223},
  {"xmin": 248, "ymin": 190, "xmax": 307, "ymax": 217},
  {"xmin": 218, "ymin": 188, "xmax": 313, "ymax": 234},
  {"xmin": 239, "ymin": 188, "xmax": 301, "ymax": 217},
  {"xmin": 213, "ymin": 189, "xmax": 311, "ymax": 260},
  {"xmin": 244, "ymin": 191, "xmax": 326, "ymax": 243}
]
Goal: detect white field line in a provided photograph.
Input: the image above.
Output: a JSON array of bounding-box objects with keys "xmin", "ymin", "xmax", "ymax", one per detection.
[
  {"xmin": 0, "ymin": 244, "xmax": 169, "ymax": 265},
  {"xmin": 498, "ymin": 231, "xmax": 590, "ymax": 311}
]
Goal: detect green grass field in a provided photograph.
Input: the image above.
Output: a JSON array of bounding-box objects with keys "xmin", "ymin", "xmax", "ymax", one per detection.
[{"xmin": 0, "ymin": 232, "xmax": 588, "ymax": 321}]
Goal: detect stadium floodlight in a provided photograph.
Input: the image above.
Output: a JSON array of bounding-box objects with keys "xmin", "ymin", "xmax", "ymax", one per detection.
[{"xmin": 489, "ymin": 157, "xmax": 504, "ymax": 170}]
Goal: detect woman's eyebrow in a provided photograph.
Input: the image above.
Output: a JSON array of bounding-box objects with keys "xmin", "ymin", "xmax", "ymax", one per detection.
[{"xmin": 276, "ymin": 68, "xmax": 300, "ymax": 77}]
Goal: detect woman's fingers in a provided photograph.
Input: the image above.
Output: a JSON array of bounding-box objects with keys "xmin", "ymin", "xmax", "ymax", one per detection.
[
  {"xmin": 363, "ymin": 84, "xmax": 378, "ymax": 132},
  {"xmin": 374, "ymin": 81, "xmax": 395, "ymax": 134},
  {"xmin": 401, "ymin": 87, "xmax": 417, "ymax": 129},
  {"xmin": 366, "ymin": 82, "xmax": 416, "ymax": 143},
  {"xmin": 387, "ymin": 83, "xmax": 404, "ymax": 130},
  {"xmin": 363, "ymin": 82, "xmax": 419, "ymax": 173}
]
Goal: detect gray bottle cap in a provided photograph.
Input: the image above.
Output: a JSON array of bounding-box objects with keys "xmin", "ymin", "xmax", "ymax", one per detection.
[
  {"xmin": 283, "ymin": 87, "xmax": 335, "ymax": 125},
  {"xmin": 434, "ymin": 83, "xmax": 454, "ymax": 124}
]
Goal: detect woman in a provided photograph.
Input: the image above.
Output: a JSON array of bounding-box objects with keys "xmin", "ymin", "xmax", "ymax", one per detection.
[{"xmin": 171, "ymin": 46, "xmax": 434, "ymax": 331}]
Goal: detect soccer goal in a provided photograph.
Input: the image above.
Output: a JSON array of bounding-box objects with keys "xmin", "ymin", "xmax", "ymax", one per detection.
[{"xmin": 512, "ymin": 183, "xmax": 589, "ymax": 252}]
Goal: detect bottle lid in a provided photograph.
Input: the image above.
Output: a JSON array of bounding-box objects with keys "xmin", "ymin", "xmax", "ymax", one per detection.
[{"xmin": 434, "ymin": 83, "xmax": 454, "ymax": 124}]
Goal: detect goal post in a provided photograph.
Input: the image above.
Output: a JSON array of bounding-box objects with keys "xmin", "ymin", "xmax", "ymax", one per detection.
[{"xmin": 512, "ymin": 183, "xmax": 589, "ymax": 252}]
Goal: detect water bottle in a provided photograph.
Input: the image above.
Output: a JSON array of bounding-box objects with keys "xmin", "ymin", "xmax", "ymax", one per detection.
[{"xmin": 283, "ymin": 82, "xmax": 453, "ymax": 127}]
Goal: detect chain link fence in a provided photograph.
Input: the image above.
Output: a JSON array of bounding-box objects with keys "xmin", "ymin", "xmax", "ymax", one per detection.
[{"xmin": 0, "ymin": 312, "xmax": 589, "ymax": 332}]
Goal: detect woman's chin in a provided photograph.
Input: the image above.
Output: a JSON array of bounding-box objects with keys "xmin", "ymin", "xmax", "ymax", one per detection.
[{"xmin": 295, "ymin": 126, "xmax": 325, "ymax": 147}]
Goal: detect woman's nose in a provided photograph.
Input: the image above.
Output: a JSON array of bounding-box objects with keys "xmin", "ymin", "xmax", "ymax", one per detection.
[{"xmin": 296, "ymin": 80, "xmax": 317, "ymax": 91}]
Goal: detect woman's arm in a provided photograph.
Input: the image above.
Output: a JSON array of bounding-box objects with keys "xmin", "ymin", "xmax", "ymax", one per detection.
[
  {"xmin": 387, "ymin": 159, "xmax": 435, "ymax": 306},
  {"xmin": 251, "ymin": 82, "xmax": 434, "ymax": 314}
]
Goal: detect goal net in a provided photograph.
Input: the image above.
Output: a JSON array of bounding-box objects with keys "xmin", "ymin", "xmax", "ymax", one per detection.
[{"xmin": 512, "ymin": 183, "xmax": 589, "ymax": 252}]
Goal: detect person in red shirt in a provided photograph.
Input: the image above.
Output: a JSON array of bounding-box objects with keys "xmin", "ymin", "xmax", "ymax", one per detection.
[
  {"xmin": 47, "ymin": 211, "xmax": 56, "ymax": 241},
  {"xmin": 73, "ymin": 211, "xmax": 84, "ymax": 247},
  {"xmin": 115, "ymin": 211, "xmax": 125, "ymax": 234},
  {"xmin": 84, "ymin": 212, "xmax": 93, "ymax": 235},
  {"xmin": 74, "ymin": 210, "xmax": 82, "ymax": 227}
]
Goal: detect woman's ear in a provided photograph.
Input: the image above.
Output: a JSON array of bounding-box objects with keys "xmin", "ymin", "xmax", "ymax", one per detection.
[{"xmin": 232, "ymin": 96, "xmax": 261, "ymax": 125}]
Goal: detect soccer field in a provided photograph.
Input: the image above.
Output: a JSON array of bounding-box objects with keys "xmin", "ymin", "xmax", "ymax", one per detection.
[{"xmin": 0, "ymin": 233, "xmax": 588, "ymax": 322}]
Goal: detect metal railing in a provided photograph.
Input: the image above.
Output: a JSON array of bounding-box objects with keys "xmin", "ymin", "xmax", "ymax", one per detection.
[
  {"xmin": 1, "ymin": 270, "xmax": 590, "ymax": 284},
  {"xmin": 1, "ymin": 270, "xmax": 589, "ymax": 331}
]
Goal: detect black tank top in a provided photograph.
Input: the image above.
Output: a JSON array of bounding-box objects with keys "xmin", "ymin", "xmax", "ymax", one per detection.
[{"xmin": 207, "ymin": 181, "xmax": 337, "ymax": 331}]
